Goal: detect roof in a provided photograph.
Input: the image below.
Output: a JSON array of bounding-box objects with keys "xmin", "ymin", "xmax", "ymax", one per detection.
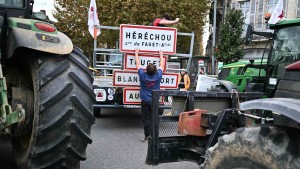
[
  {"xmin": 270, "ymin": 18, "xmax": 300, "ymax": 29},
  {"xmin": 219, "ymin": 59, "xmax": 267, "ymax": 70}
]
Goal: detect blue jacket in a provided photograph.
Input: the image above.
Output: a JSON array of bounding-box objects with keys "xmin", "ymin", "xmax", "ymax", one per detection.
[{"xmin": 138, "ymin": 68, "xmax": 163, "ymax": 102}]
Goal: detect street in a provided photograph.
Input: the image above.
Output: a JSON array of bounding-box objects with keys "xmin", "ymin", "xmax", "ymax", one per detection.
[
  {"xmin": 0, "ymin": 108, "xmax": 198, "ymax": 169},
  {"xmin": 81, "ymin": 108, "xmax": 198, "ymax": 169}
]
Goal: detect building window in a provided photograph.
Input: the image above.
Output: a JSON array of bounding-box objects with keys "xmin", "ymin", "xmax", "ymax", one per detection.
[
  {"xmin": 239, "ymin": 1, "xmax": 250, "ymax": 33},
  {"xmin": 240, "ymin": 1, "xmax": 250, "ymax": 18},
  {"xmin": 249, "ymin": 0, "xmax": 256, "ymax": 27},
  {"xmin": 257, "ymin": 0, "xmax": 264, "ymax": 29},
  {"xmin": 231, "ymin": 1, "xmax": 238, "ymax": 9},
  {"xmin": 267, "ymin": 0, "xmax": 278, "ymax": 13},
  {"xmin": 232, "ymin": 1, "xmax": 250, "ymax": 18},
  {"xmin": 297, "ymin": 0, "xmax": 300, "ymax": 17}
]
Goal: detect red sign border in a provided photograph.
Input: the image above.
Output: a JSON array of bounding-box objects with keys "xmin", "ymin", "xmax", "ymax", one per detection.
[
  {"xmin": 123, "ymin": 88, "xmax": 141, "ymax": 104},
  {"xmin": 123, "ymin": 87, "xmax": 141, "ymax": 104},
  {"xmin": 123, "ymin": 88, "xmax": 165, "ymax": 105},
  {"xmin": 124, "ymin": 53, "xmax": 167, "ymax": 71},
  {"xmin": 113, "ymin": 70, "xmax": 179, "ymax": 89},
  {"xmin": 119, "ymin": 24, "xmax": 177, "ymax": 54}
]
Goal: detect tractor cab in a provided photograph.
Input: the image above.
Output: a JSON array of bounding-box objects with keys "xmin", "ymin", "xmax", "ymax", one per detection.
[
  {"xmin": 0, "ymin": 0, "xmax": 47, "ymax": 21},
  {"xmin": 0, "ymin": 0, "xmax": 25, "ymax": 8},
  {"xmin": 267, "ymin": 24, "xmax": 300, "ymax": 93},
  {"xmin": 244, "ymin": 19, "xmax": 300, "ymax": 97},
  {"xmin": 0, "ymin": 0, "xmax": 31, "ymax": 18}
]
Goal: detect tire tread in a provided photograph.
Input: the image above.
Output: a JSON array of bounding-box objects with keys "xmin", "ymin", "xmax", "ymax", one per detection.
[{"xmin": 14, "ymin": 48, "xmax": 94, "ymax": 169}]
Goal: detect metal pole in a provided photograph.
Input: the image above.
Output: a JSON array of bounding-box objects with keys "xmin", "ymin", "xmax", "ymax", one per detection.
[
  {"xmin": 212, "ymin": 0, "xmax": 217, "ymax": 75},
  {"xmin": 93, "ymin": 38, "xmax": 97, "ymax": 68},
  {"xmin": 186, "ymin": 32, "xmax": 195, "ymax": 73}
]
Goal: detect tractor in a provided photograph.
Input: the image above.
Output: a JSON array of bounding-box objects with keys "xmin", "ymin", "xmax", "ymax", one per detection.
[
  {"xmin": 0, "ymin": 0, "xmax": 94, "ymax": 168},
  {"xmin": 145, "ymin": 18, "xmax": 300, "ymax": 168},
  {"xmin": 198, "ymin": 58, "xmax": 268, "ymax": 93},
  {"xmin": 217, "ymin": 59, "xmax": 267, "ymax": 92}
]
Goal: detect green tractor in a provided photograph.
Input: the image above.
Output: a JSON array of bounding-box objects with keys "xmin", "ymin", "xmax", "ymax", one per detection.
[
  {"xmin": 0, "ymin": 1, "xmax": 95, "ymax": 168},
  {"xmin": 202, "ymin": 59, "xmax": 267, "ymax": 94},
  {"xmin": 217, "ymin": 59, "xmax": 267, "ymax": 93}
]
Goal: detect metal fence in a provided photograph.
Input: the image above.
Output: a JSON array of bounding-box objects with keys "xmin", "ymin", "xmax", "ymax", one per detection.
[{"xmin": 147, "ymin": 90, "xmax": 262, "ymax": 165}]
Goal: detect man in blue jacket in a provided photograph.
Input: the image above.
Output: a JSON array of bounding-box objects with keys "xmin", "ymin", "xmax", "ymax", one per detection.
[{"xmin": 135, "ymin": 48, "xmax": 165, "ymax": 142}]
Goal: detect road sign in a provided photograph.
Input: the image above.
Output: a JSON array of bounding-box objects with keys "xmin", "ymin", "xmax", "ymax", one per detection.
[
  {"xmin": 94, "ymin": 88, "xmax": 107, "ymax": 102},
  {"xmin": 124, "ymin": 53, "xmax": 167, "ymax": 71},
  {"xmin": 119, "ymin": 24, "xmax": 177, "ymax": 54},
  {"xmin": 113, "ymin": 70, "xmax": 179, "ymax": 89},
  {"xmin": 93, "ymin": 76, "xmax": 113, "ymax": 87},
  {"xmin": 123, "ymin": 88, "xmax": 141, "ymax": 104},
  {"xmin": 123, "ymin": 88, "xmax": 164, "ymax": 104}
]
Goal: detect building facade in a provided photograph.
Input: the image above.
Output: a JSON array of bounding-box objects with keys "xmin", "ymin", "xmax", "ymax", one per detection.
[
  {"xmin": 232, "ymin": 0, "xmax": 300, "ymax": 60},
  {"xmin": 206, "ymin": 0, "xmax": 300, "ymax": 73}
]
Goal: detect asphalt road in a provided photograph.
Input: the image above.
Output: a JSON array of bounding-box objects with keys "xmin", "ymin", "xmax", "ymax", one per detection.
[
  {"xmin": 81, "ymin": 108, "xmax": 199, "ymax": 169},
  {"xmin": 0, "ymin": 108, "xmax": 198, "ymax": 169}
]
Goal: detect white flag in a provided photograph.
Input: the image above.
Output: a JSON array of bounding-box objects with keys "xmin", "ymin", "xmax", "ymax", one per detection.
[
  {"xmin": 88, "ymin": 0, "xmax": 101, "ymax": 38},
  {"xmin": 268, "ymin": 0, "xmax": 284, "ymax": 24}
]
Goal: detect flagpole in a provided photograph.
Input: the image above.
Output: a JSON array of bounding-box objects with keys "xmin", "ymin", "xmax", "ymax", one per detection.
[
  {"xmin": 93, "ymin": 31, "xmax": 97, "ymax": 68},
  {"xmin": 212, "ymin": 0, "xmax": 217, "ymax": 75},
  {"xmin": 93, "ymin": 26, "xmax": 97, "ymax": 40},
  {"xmin": 93, "ymin": 26, "xmax": 97, "ymax": 68}
]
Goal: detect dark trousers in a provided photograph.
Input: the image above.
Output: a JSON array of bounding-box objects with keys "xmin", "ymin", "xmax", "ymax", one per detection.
[{"xmin": 141, "ymin": 101, "xmax": 152, "ymax": 137}]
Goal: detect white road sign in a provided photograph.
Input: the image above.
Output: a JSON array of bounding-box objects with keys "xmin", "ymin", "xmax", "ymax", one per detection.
[
  {"xmin": 94, "ymin": 88, "xmax": 107, "ymax": 102},
  {"xmin": 120, "ymin": 24, "xmax": 177, "ymax": 54},
  {"xmin": 123, "ymin": 88, "xmax": 141, "ymax": 104},
  {"xmin": 123, "ymin": 88, "xmax": 164, "ymax": 104},
  {"xmin": 124, "ymin": 53, "xmax": 167, "ymax": 71},
  {"xmin": 113, "ymin": 70, "xmax": 179, "ymax": 89},
  {"xmin": 93, "ymin": 76, "xmax": 113, "ymax": 87}
]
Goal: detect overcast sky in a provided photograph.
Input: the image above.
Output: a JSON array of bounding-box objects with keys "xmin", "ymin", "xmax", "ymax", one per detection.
[{"xmin": 33, "ymin": 0, "xmax": 55, "ymax": 21}]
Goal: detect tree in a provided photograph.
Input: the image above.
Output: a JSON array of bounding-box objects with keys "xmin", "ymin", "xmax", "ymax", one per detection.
[
  {"xmin": 215, "ymin": 8, "xmax": 245, "ymax": 64},
  {"xmin": 53, "ymin": 0, "xmax": 210, "ymax": 62}
]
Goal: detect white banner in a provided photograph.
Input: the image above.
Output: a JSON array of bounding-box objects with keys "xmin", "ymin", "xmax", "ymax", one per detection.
[
  {"xmin": 88, "ymin": 0, "xmax": 100, "ymax": 38},
  {"xmin": 268, "ymin": 0, "xmax": 284, "ymax": 24}
]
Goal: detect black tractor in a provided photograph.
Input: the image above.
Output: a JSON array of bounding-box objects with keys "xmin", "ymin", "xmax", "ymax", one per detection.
[{"xmin": 146, "ymin": 18, "xmax": 300, "ymax": 169}]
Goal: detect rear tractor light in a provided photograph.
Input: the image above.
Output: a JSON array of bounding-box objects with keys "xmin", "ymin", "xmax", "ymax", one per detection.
[{"xmin": 34, "ymin": 22, "xmax": 56, "ymax": 32}]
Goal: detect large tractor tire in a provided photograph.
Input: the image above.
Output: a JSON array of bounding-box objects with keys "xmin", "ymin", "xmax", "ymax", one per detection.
[
  {"xmin": 11, "ymin": 47, "xmax": 95, "ymax": 169},
  {"xmin": 200, "ymin": 126, "xmax": 300, "ymax": 169},
  {"xmin": 93, "ymin": 107, "xmax": 102, "ymax": 117}
]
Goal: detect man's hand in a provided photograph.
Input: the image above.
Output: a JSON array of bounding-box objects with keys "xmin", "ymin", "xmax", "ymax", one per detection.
[
  {"xmin": 135, "ymin": 48, "xmax": 139, "ymax": 56},
  {"xmin": 135, "ymin": 48, "xmax": 141, "ymax": 69},
  {"xmin": 159, "ymin": 50, "xmax": 164, "ymax": 70},
  {"xmin": 159, "ymin": 50, "xmax": 163, "ymax": 58},
  {"xmin": 175, "ymin": 18, "xmax": 180, "ymax": 22}
]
